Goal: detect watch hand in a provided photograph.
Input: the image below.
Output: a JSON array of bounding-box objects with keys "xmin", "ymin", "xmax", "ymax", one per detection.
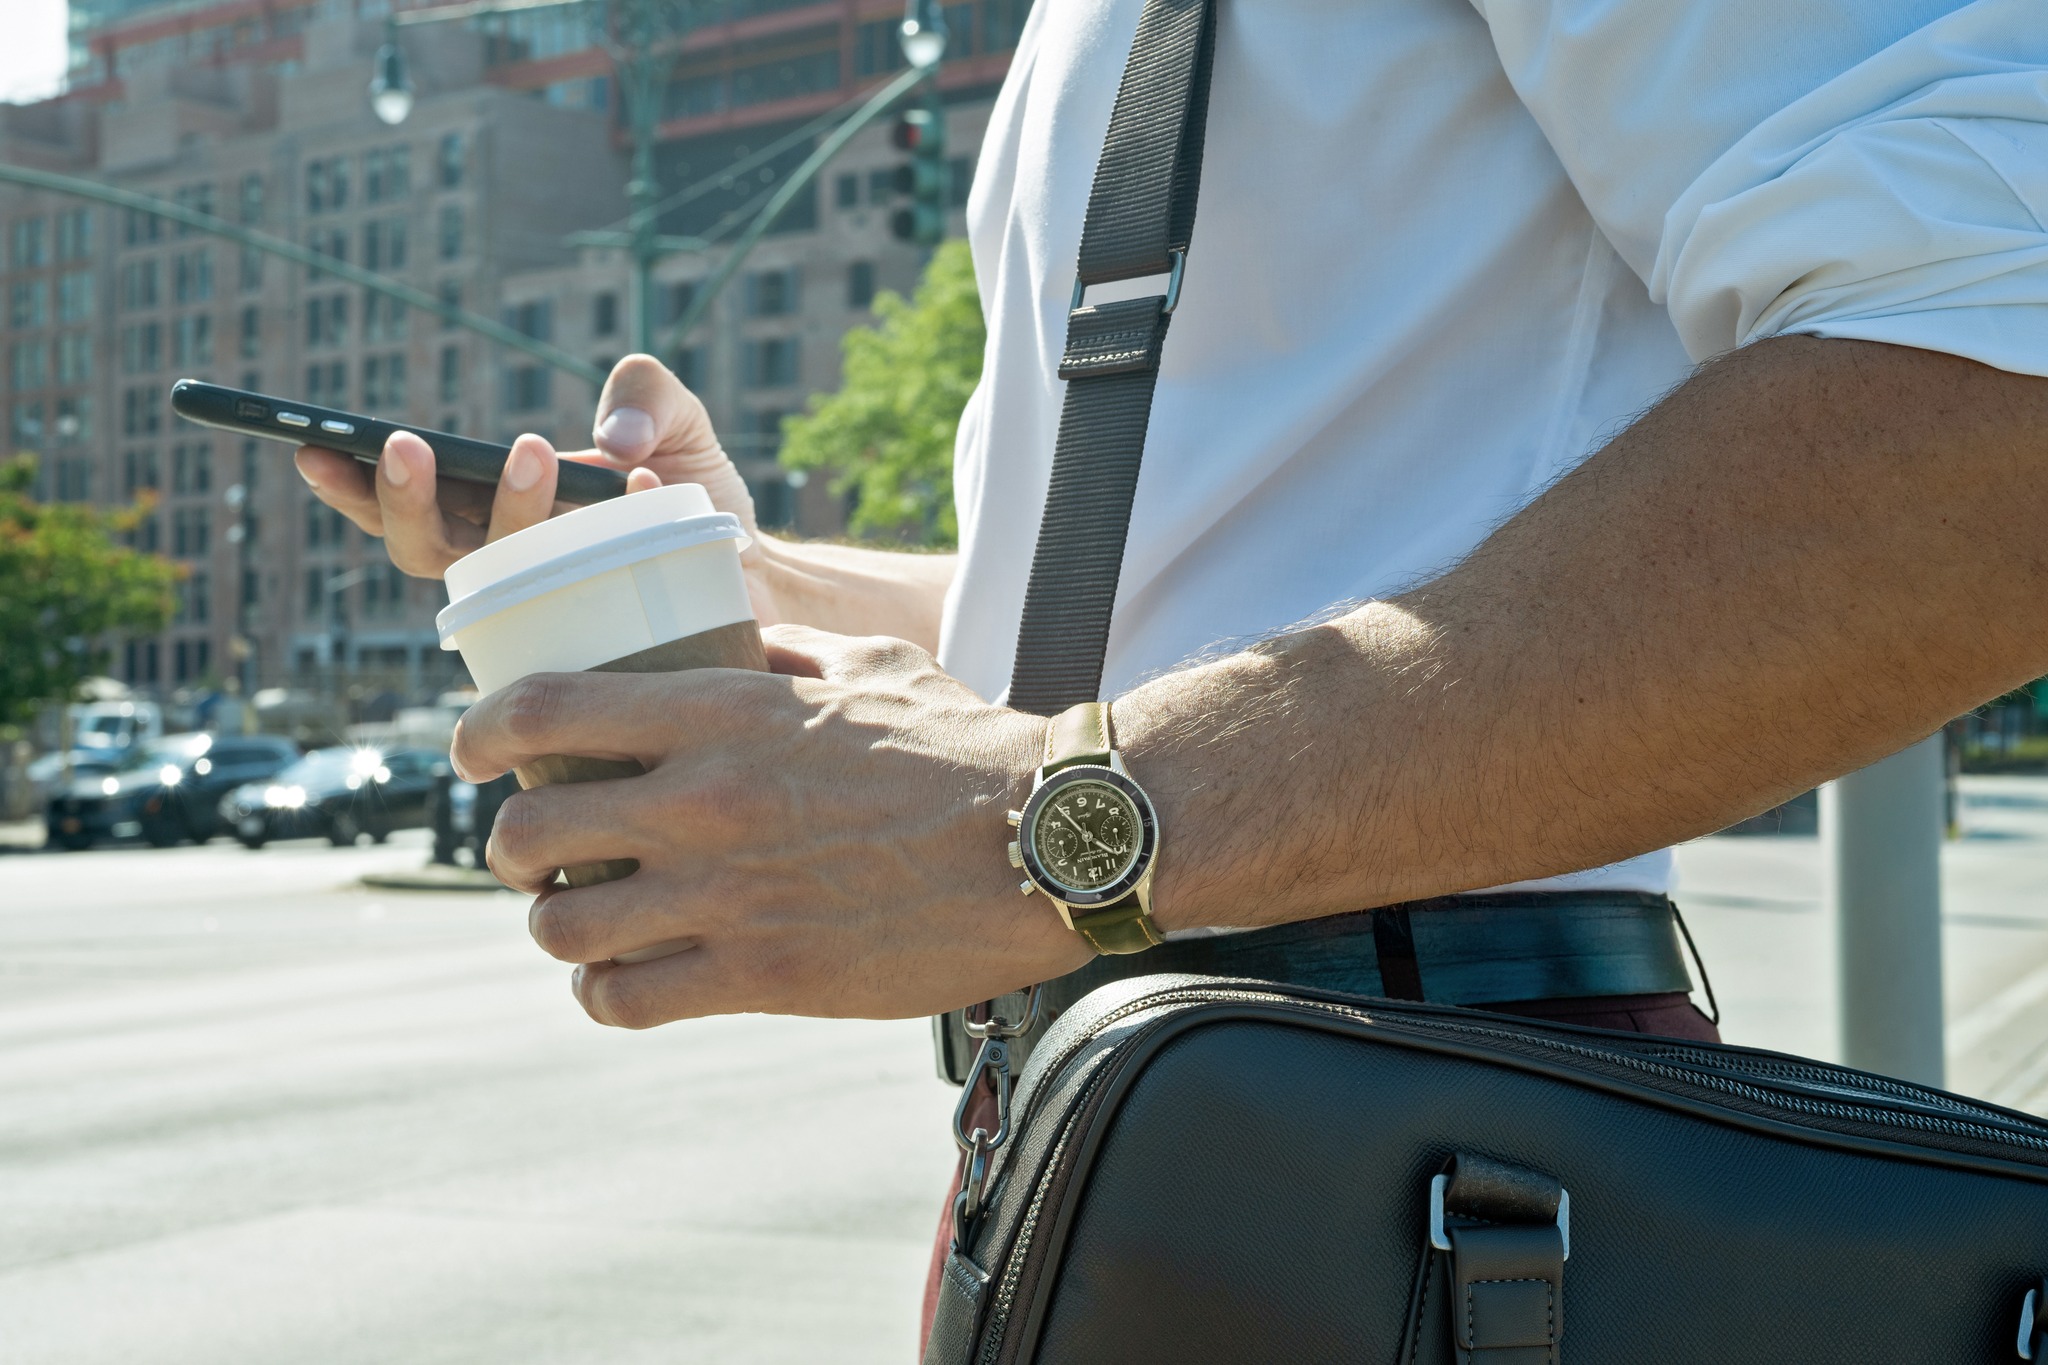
[{"xmin": 1055, "ymin": 806, "xmax": 1102, "ymax": 848}]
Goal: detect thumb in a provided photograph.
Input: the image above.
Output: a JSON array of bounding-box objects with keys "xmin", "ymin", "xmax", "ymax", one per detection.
[
  {"xmin": 593, "ymin": 354, "xmax": 715, "ymax": 468},
  {"xmin": 761, "ymin": 624, "xmax": 936, "ymax": 683}
]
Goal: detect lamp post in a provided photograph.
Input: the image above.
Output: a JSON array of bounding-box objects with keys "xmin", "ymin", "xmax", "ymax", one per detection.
[{"xmin": 374, "ymin": 0, "xmax": 706, "ymax": 356}]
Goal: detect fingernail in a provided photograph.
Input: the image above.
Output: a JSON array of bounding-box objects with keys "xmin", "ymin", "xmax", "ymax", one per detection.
[
  {"xmin": 296, "ymin": 460, "xmax": 320, "ymax": 490},
  {"xmin": 504, "ymin": 442, "xmax": 542, "ymax": 492},
  {"xmin": 381, "ymin": 444, "xmax": 411, "ymax": 488},
  {"xmin": 597, "ymin": 407, "xmax": 655, "ymax": 455}
]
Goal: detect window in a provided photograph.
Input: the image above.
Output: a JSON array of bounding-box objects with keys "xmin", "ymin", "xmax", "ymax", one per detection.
[
  {"xmin": 239, "ymin": 246, "xmax": 263, "ymax": 292},
  {"xmin": 123, "ymin": 388, "xmax": 162, "ymax": 437},
  {"xmin": 362, "ymin": 562, "xmax": 408, "ymax": 618},
  {"xmin": 305, "ymin": 155, "xmax": 349, "ymax": 213},
  {"xmin": 123, "ymin": 448, "xmax": 162, "ymax": 493},
  {"xmin": 12, "ymin": 217, "xmax": 48, "ymax": 268},
  {"xmin": 365, "ymin": 145, "xmax": 411, "ymax": 203},
  {"xmin": 12, "ymin": 400, "xmax": 43, "ymax": 446},
  {"xmin": 365, "ymin": 292, "xmax": 409, "ymax": 342},
  {"xmin": 835, "ymin": 172, "xmax": 859, "ymax": 210},
  {"xmin": 56, "ymin": 333, "xmax": 91, "ymax": 385},
  {"xmin": 55, "ymin": 209, "xmax": 93, "ymax": 261},
  {"xmin": 868, "ymin": 168, "xmax": 894, "ymax": 203},
  {"xmin": 437, "ymin": 278, "xmax": 462, "ymax": 328},
  {"xmin": 172, "ymin": 443, "xmax": 213, "ymax": 495},
  {"xmin": 663, "ymin": 281, "xmax": 697, "ymax": 327},
  {"xmin": 10, "ymin": 281, "xmax": 47, "ymax": 328},
  {"xmin": 746, "ymin": 267, "xmax": 799, "ymax": 317},
  {"xmin": 741, "ymin": 337, "xmax": 800, "ymax": 389},
  {"xmin": 847, "ymin": 261, "xmax": 875, "ymax": 310},
  {"xmin": 172, "ymin": 505, "xmax": 211, "ymax": 557},
  {"xmin": 57, "ymin": 271, "xmax": 93, "ymax": 322},
  {"xmin": 503, "ymin": 364, "xmax": 551, "ymax": 413},
  {"xmin": 505, "ymin": 299, "xmax": 552, "ymax": 341},
  {"xmin": 10, "ymin": 341, "xmax": 47, "ymax": 390},
  {"xmin": 738, "ymin": 408, "xmax": 789, "ymax": 459},
  {"xmin": 950, "ymin": 156, "xmax": 975, "ymax": 207},
  {"xmin": 304, "ymin": 496, "xmax": 348, "ymax": 549},
  {"xmin": 173, "ymin": 314, "xmax": 214, "ymax": 367},
  {"xmin": 123, "ymin": 208, "xmax": 164, "ymax": 248},
  {"xmin": 120, "ymin": 322, "xmax": 162, "ymax": 374},
  {"xmin": 439, "ymin": 345, "xmax": 462, "ymax": 403},
  {"xmin": 670, "ymin": 347, "xmax": 703, "ymax": 389},
  {"xmin": 172, "ymin": 183, "xmax": 215, "ymax": 234},
  {"xmin": 306, "ymin": 293, "xmax": 348, "ymax": 348},
  {"xmin": 119, "ymin": 260, "xmax": 158, "ymax": 311},
  {"xmin": 238, "ymin": 173, "xmax": 265, "ymax": 225},
  {"xmin": 173, "ymin": 249, "xmax": 214, "ymax": 304},
  {"xmin": 306, "ymin": 226, "xmax": 348, "ymax": 278},
  {"xmin": 438, "ymin": 132, "xmax": 465, "ymax": 189},
  {"xmin": 855, "ymin": 20, "xmax": 909, "ymax": 76},
  {"xmin": 55, "ymin": 456, "xmax": 91, "ymax": 501},
  {"xmin": 437, "ymin": 204, "xmax": 465, "ymax": 261},
  {"xmin": 363, "ymin": 353, "xmax": 406, "ymax": 408},
  {"xmin": 364, "ymin": 217, "xmax": 407, "ymax": 271},
  {"xmin": 979, "ymin": 0, "xmax": 1032, "ymax": 52},
  {"xmin": 305, "ymin": 359, "xmax": 347, "ymax": 407},
  {"xmin": 239, "ymin": 305, "xmax": 260, "ymax": 359},
  {"xmin": 55, "ymin": 394, "xmax": 90, "ymax": 443},
  {"xmin": 593, "ymin": 292, "xmax": 618, "ymax": 338}
]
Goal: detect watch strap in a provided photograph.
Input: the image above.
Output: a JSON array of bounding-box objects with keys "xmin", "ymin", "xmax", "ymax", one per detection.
[
  {"xmin": 1044, "ymin": 701, "xmax": 1114, "ymax": 772},
  {"xmin": 1071, "ymin": 896, "xmax": 1166, "ymax": 955}
]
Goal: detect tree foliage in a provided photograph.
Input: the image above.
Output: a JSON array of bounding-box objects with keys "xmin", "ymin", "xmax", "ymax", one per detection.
[
  {"xmin": 780, "ymin": 240, "xmax": 984, "ymax": 546},
  {"xmin": 0, "ymin": 456, "xmax": 179, "ymax": 725}
]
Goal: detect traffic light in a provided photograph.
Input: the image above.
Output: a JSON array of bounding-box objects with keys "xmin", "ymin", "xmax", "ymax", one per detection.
[{"xmin": 888, "ymin": 105, "xmax": 948, "ymax": 247}]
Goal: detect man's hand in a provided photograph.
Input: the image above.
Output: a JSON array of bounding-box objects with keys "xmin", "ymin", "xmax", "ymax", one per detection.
[
  {"xmin": 451, "ymin": 626, "xmax": 1091, "ymax": 1026},
  {"xmin": 289, "ymin": 355, "xmax": 784, "ymax": 601}
]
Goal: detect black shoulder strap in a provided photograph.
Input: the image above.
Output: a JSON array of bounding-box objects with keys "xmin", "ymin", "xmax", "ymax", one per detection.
[{"xmin": 1005, "ymin": 0, "xmax": 1219, "ymax": 716}]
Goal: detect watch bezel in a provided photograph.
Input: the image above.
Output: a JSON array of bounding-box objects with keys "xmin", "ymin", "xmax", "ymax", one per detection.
[{"xmin": 1018, "ymin": 764, "xmax": 1158, "ymax": 906}]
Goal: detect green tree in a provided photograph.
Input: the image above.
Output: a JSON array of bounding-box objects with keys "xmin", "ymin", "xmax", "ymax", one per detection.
[
  {"xmin": 0, "ymin": 455, "xmax": 179, "ymax": 725},
  {"xmin": 781, "ymin": 240, "xmax": 984, "ymax": 546}
]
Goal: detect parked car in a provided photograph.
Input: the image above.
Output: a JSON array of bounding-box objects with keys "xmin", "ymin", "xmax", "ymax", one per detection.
[
  {"xmin": 220, "ymin": 746, "xmax": 444, "ymax": 848},
  {"xmin": 45, "ymin": 733, "xmax": 300, "ymax": 850},
  {"xmin": 26, "ymin": 750, "xmax": 122, "ymax": 808}
]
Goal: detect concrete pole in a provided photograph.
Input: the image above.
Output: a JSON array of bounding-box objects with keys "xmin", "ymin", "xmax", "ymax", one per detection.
[{"xmin": 1824, "ymin": 733, "xmax": 1946, "ymax": 1087}]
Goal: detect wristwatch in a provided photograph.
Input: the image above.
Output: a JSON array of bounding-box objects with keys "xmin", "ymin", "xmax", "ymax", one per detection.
[{"xmin": 1006, "ymin": 701, "xmax": 1164, "ymax": 955}]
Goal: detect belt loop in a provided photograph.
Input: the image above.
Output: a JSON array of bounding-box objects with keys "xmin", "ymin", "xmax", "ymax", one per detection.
[{"xmin": 1373, "ymin": 906, "xmax": 1426, "ymax": 1001}]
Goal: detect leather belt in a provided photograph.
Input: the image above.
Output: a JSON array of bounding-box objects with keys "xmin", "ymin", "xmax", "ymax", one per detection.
[{"xmin": 935, "ymin": 891, "xmax": 1698, "ymax": 1084}]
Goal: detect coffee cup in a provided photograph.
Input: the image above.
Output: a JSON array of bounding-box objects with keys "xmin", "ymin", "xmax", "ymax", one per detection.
[{"xmin": 436, "ymin": 483, "xmax": 764, "ymax": 932}]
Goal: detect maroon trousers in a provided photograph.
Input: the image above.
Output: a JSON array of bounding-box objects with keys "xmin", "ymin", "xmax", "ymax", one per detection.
[{"xmin": 917, "ymin": 990, "xmax": 1718, "ymax": 1354}]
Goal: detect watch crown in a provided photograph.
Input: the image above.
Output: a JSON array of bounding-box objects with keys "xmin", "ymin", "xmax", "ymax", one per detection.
[
  {"xmin": 1019, "ymin": 879, "xmax": 1036, "ymax": 896},
  {"xmin": 1007, "ymin": 840, "xmax": 1024, "ymax": 868},
  {"xmin": 1005, "ymin": 809, "xmax": 1023, "ymax": 826}
]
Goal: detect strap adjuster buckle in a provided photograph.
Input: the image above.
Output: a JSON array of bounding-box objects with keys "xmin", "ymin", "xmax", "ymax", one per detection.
[
  {"xmin": 1070, "ymin": 249, "xmax": 1185, "ymax": 316},
  {"xmin": 1429, "ymin": 1172, "xmax": 1571, "ymax": 1260}
]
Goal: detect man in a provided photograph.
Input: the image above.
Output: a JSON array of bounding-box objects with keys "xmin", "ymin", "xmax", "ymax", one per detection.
[{"xmin": 304, "ymin": 0, "xmax": 2042, "ymax": 1107}]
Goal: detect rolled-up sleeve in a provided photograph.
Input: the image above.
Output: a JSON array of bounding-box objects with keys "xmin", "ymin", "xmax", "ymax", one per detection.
[{"xmin": 1473, "ymin": 0, "xmax": 2048, "ymax": 376}]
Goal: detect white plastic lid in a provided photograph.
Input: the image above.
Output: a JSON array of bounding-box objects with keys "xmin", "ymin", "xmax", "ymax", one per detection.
[
  {"xmin": 445, "ymin": 482, "xmax": 719, "ymax": 600},
  {"xmin": 436, "ymin": 483, "xmax": 750, "ymax": 645}
]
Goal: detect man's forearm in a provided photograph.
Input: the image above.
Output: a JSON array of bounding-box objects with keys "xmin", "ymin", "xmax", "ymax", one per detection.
[
  {"xmin": 1119, "ymin": 336, "xmax": 2048, "ymax": 931},
  {"xmin": 754, "ymin": 536, "xmax": 955, "ymax": 652}
]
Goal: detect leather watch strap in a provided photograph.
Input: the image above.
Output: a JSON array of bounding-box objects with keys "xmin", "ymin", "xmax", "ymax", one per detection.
[
  {"xmin": 1043, "ymin": 702, "xmax": 1164, "ymax": 956},
  {"xmin": 1044, "ymin": 701, "xmax": 1114, "ymax": 771}
]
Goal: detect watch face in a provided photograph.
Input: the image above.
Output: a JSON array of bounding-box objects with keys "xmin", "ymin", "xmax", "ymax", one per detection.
[{"xmin": 1029, "ymin": 778, "xmax": 1143, "ymax": 893}]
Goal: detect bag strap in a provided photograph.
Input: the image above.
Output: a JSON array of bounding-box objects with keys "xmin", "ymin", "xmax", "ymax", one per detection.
[{"xmin": 1006, "ymin": 0, "xmax": 1219, "ymax": 716}]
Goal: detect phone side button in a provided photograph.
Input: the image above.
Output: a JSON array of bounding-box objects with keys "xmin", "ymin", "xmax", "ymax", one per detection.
[
  {"xmin": 276, "ymin": 412, "xmax": 312, "ymax": 428},
  {"xmin": 319, "ymin": 419, "xmax": 356, "ymax": 436}
]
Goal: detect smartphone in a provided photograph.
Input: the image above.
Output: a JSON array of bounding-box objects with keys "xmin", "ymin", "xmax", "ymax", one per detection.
[{"xmin": 168, "ymin": 378, "xmax": 628, "ymax": 505}]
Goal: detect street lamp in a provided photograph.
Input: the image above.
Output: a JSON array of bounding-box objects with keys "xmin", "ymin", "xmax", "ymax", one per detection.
[
  {"xmin": 369, "ymin": 21, "xmax": 416, "ymax": 127},
  {"xmin": 899, "ymin": 0, "xmax": 948, "ymax": 70},
  {"xmin": 373, "ymin": 0, "xmax": 705, "ymax": 357}
]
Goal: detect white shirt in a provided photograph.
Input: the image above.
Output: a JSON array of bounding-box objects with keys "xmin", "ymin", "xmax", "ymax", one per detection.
[{"xmin": 938, "ymin": 0, "xmax": 2048, "ymax": 897}]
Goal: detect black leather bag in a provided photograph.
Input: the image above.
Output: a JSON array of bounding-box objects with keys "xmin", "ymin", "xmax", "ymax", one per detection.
[{"xmin": 926, "ymin": 974, "xmax": 2048, "ymax": 1364}]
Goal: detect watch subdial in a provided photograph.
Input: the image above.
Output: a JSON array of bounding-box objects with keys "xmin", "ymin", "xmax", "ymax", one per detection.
[{"xmin": 1038, "ymin": 822, "xmax": 1082, "ymax": 872}]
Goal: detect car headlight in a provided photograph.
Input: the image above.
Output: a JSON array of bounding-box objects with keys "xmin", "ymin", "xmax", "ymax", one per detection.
[
  {"xmin": 158, "ymin": 765, "xmax": 182, "ymax": 786},
  {"xmin": 264, "ymin": 785, "xmax": 307, "ymax": 809},
  {"xmin": 100, "ymin": 776, "xmax": 119, "ymax": 796}
]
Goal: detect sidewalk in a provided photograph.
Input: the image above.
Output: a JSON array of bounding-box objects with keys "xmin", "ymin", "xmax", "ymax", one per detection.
[{"xmin": 1674, "ymin": 773, "xmax": 2048, "ymax": 1115}]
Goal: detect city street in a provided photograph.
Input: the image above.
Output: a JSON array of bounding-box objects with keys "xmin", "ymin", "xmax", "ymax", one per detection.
[{"xmin": 2, "ymin": 779, "xmax": 2048, "ymax": 1363}]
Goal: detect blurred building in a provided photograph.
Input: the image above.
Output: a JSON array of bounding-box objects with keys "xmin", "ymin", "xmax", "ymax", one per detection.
[{"xmin": 0, "ymin": 0, "xmax": 1021, "ymax": 703}]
